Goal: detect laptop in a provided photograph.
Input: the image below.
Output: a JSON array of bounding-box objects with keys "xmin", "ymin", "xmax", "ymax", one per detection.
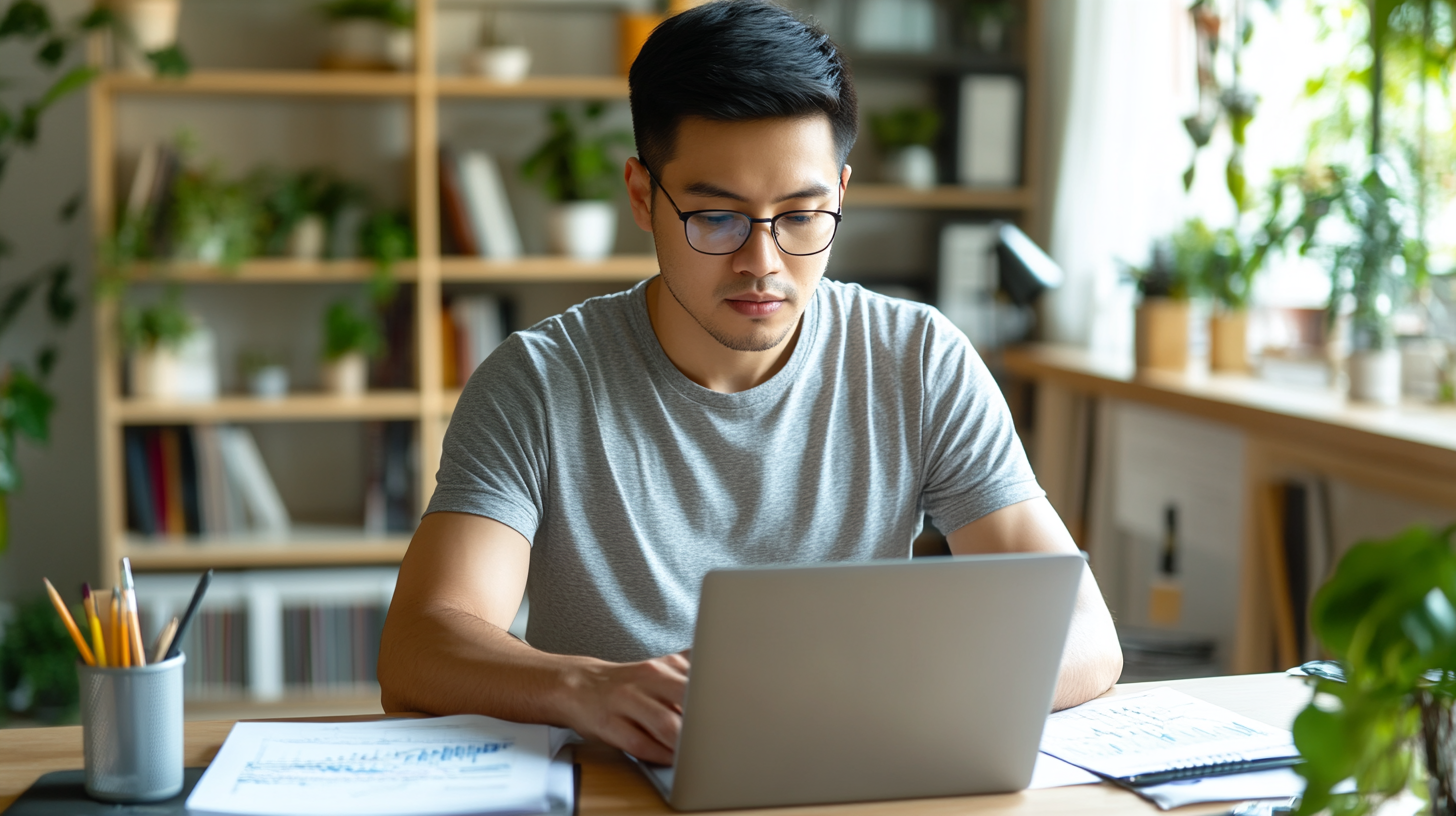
[{"xmin": 630, "ymin": 552, "xmax": 1084, "ymax": 811}]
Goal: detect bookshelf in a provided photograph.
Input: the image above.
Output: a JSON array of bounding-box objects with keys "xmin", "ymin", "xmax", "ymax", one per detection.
[{"xmin": 88, "ymin": 0, "xmax": 1044, "ymax": 704}]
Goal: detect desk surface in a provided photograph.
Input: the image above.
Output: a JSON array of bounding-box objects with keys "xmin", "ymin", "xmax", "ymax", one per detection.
[
  {"xmin": 1002, "ymin": 344, "xmax": 1456, "ymax": 484},
  {"xmin": 0, "ymin": 673, "xmax": 1311, "ymax": 815}
]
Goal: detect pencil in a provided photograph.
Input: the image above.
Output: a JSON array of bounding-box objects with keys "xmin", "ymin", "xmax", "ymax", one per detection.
[
  {"xmin": 152, "ymin": 617, "xmax": 178, "ymax": 664},
  {"xmin": 121, "ymin": 557, "xmax": 146, "ymax": 667},
  {"xmin": 42, "ymin": 578, "xmax": 95, "ymax": 666},
  {"xmin": 112, "ymin": 588, "xmax": 128, "ymax": 668},
  {"xmin": 82, "ymin": 584, "xmax": 107, "ymax": 668}
]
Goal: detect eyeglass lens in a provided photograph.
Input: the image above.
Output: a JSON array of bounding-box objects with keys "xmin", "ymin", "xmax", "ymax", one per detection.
[{"xmin": 685, "ymin": 211, "xmax": 838, "ymax": 255}]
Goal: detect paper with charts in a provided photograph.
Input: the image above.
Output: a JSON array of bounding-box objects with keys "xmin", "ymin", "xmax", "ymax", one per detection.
[
  {"xmin": 186, "ymin": 715, "xmax": 568, "ymax": 816},
  {"xmin": 1038, "ymin": 687, "xmax": 1298, "ymax": 780}
]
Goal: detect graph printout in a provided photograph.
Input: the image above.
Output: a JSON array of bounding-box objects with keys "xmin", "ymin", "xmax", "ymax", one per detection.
[
  {"xmin": 1038, "ymin": 687, "xmax": 1298, "ymax": 780},
  {"xmin": 186, "ymin": 715, "xmax": 556, "ymax": 816}
]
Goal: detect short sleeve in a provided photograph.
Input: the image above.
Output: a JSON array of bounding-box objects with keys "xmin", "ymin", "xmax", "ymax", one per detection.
[
  {"xmin": 426, "ymin": 335, "xmax": 551, "ymax": 542},
  {"xmin": 918, "ymin": 312, "xmax": 1044, "ymax": 534}
]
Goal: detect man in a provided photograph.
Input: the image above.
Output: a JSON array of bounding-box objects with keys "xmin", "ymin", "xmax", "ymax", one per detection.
[{"xmin": 379, "ymin": 0, "xmax": 1122, "ymax": 767}]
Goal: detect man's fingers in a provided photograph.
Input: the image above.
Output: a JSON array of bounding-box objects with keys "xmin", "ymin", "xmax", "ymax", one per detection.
[
  {"xmin": 608, "ymin": 715, "xmax": 677, "ymax": 765},
  {"xmin": 620, "ymin": 688, "xmax": 683, "ymax": 751}
]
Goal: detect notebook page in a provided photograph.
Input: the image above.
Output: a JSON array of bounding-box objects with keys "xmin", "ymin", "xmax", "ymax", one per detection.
[{"xmin": 1039, "ymin": 687, "xmax": 1297, "ymax": 780}]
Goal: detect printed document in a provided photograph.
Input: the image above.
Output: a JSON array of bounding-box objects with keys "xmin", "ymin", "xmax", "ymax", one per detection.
[
  {"xmin": 187, "ymin": 715, "xmax": 572, "ymax": 816},
  {"xmin": 1039, "ymin": 687, "xmax": 1297, "ymax": 780}
]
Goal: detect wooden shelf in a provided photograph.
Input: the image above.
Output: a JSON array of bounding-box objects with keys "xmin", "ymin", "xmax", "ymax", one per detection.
[
  {"xmin": 101, "ymin": 70, "xmax": 416, "ymax": 97},
  {"xmin": 122, "ymin": 259, "xmax": 418, "ymax": 284},
  {"xmin": 436, "ymin": 75, "xmax": 629, "ymax": 99},
  {"xmin": 846, "ymin": 184, "xmax": 1035, "ymax": 210},
  {"xmin": 440, "ymin": 254, "xmax": 657, "ymax": 283},
  {"xmin": 116, "ymin": 391, "xmax": 423, "ymax": 423},
  {"xmin": 120, "ymin": 534, "xmax": 412, "ymax": 570}
]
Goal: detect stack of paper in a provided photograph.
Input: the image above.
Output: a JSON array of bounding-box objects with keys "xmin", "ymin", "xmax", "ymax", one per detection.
[{"xmin": 187, "ymin": 715, "xmax": 575, "ymax": 816}]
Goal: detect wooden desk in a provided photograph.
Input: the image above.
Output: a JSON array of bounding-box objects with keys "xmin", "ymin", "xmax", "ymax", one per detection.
[
  {"xmin": 1002, "ymin": 344, "xmax": 1456, "ymax": 673},
  {"xmin": 0, "ymin": 673, "xmax": 1310, "ymax": 815}
]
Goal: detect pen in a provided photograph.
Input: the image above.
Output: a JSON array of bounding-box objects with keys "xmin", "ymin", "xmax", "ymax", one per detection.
[
  {"xmin": 165, "ymin": 569, "xmax": 213, "ymax": 661},
  {"xmin": 111, "ymin": 587, "xmax": 127, "ymax": 667},
  {"xmin": 42, "ymin": 578, "xmax": 95, "ymax": 666},
  {"xmin": 121, "ymin": 557, "xmax": 147, "ymax": 667},
  {"xmin": 82, "ymin": 583, "xmax": 107, "ymax": 668},
  {"xmin": 1120, "ymin": 756, "xmax": 1304, "ymax": 787}
]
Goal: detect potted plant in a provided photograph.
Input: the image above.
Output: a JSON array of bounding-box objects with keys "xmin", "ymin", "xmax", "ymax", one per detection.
[
  {"xmin": 114, "ymin": 0, "xmax": 187, "ymax": 76},
  {"xmin": 464, "ymin": 10, "xmax": 531, "ymax": 83},
  {"xmin": 1293, "ymin": 525, "xmax": 1456, "ymax": 816},
  {"xmin": 960, "ymin": 0, "xmax": 1015, "ymax": 53},
  {"xmin": 318, "ymin": 0, "xmax": 414, "ymax": 72},
  {"xmin": 871, "ymin": 107, "xmax": 941, "ymax": 190},
  {"xmin": 0, "ymin": 596, "xmax": 81, "ymax": 724},
  {"xmin": 119, "ymin": 287, "xmax": 196, "ymax": 400},
  {"xmin": 171, "ymin": 158, "xmax": 261, "ymax": 270},
  {"xmin": 1171, "ymin": 219, "xmax": 1260, "ymax": 373},
  {"xmin": 255, "ymin": 168, "xmax": 353, "ymax": 262},
  {"xmin": 240, "ymin": 350, "xmax": 289, "ymax": 400},
  {"xmin": 522, "ymin": 104, "xmax": 631, "ymax": 262},
  {"xmin": 1129, "ymin": 234, "xmax": 1200, "ymax": 372},
  {"xmin": 320, "ymin": 300, "xmax": 380, "ymax": 397}
]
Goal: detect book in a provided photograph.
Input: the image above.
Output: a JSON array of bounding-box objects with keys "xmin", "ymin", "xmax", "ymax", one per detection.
[
  {"xmin": 940, "ymin": 74, "xmax": 1023, "ymax": 188},
  {"xmin": 450, "ymin": 295, "xmax": 505, "ymax": 385},
  {"xmin": 457, "ymin": 150, "xmax": 523, "ymax": 261},
  {"xmin": 217, "ymin": 425, "xmax": 291, "ymax": 538},
  {"xmin": 937, "ymin": 223, "xmax": 999, "ymax": 349},
  {"xmin": 438, "ymin": 146, "xmax": 478, "ymax": 256},
  {"xmin": 124, "ymin": 428, "xmax": 159, "ymax": 536},
  {"xmin": 440, "ymin": 301, "xmax": 460, "ymax": 390},
  {"xmin": 1040, "ymin": 687, "xmax": 1300, "ymax": 786},
  {"xmin": 160, "ymin": 427, "xmax": 187, "ymax": 537}
]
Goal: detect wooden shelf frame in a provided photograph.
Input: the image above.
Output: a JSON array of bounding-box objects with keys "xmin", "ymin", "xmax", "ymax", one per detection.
[{"xmin": 90, "ymin": 0, "xmax": 1046, "ymax": 578}]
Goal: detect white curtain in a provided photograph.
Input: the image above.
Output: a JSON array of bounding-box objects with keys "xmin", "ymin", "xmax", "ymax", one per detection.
[{"xmin": 1040, "ymin": 0, "xmax": 1195, "ymax": 355}]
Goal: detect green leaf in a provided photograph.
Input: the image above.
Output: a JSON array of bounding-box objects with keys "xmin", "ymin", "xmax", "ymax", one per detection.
[
  {"xmin": 2, "ymin": 368, "xmax": 55, "ymax": 444},
  {"xmin": 146, "ymin": 46, "xmax": 191, "ymax": 77},
  {"xmin": 34, "ymin": 346, "xmax": 56, "ymax": 378},
  {"xmin": 0, "ymin": 280, "xmax": 35, "ymax": 336},
  {"xmin": 36, "ymin": 36, "xmax": 65, "ymax": 68},
  {"xmin": 37, "ymin": 65, "xmax": 98, "ymax": 110},
  {"xmin": 77, "ymin": 7, "xmax": 117, "ymax": 31},
  {"xmin": 0, "ymin": 1, "xmax": 51, "ymax": 39},
  {"xmin": 0, "ymin": 431, "xmax": 17, "ymax": 493},
  {"xmin": 44, "ymin": 263, "xmax": 76, "ymax": 325}
]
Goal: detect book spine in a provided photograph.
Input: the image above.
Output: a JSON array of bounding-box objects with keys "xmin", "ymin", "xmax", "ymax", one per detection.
[{"xmin": 124, "ymin": 427, "xmax": 159, "ymax": 536}]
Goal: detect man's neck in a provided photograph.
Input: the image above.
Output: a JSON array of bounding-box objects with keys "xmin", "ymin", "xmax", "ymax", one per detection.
[{"xmin": 644, "ymin": 277, "xmax": 804, "ymax": 394}]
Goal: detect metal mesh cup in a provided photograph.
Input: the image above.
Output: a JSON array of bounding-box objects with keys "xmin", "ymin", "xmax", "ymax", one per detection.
[{"xmin": 78, "ymin": 654, "xmax": 185, "ymax": 802}]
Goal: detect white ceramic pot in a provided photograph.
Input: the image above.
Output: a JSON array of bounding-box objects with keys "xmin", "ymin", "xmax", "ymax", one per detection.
[
  {"xmin": 117, "ymin": 0, "xmax": 181, "ymax": 75},
  {"xmin": 129, "ymin": 347, "xmax": 183, "ymax": 400},
  {"xmin": 1348, "ymin": 348, "xmax": 1402, "ymax": 406},
  {"xmin": 883, "ymin": 145, "xmax": 937, "ymax": 190},
  {"xmin": 465, "ymin": 46, "xmax": 532, "ymax": 83},
  {"xmin": 288, "ymin": 215, "xmax": 327, "ymax": 261},
  {"xmin": 384, "ymin": 28, "xmax": 414, "ymax": 70},
  {"xmin": 248, "ymin": 365, "xmax": 290, "ymax": 400},
  {"xmin": 548, "ymin": 201, "xmax": 617, "ymax": 262},
  {"xmin": 321, "ymin": 353, "xmax": 368, "ymax": 397},
  {"xmin": 326, "ymin": 20, "xmax": 394, "ymax": 70}
]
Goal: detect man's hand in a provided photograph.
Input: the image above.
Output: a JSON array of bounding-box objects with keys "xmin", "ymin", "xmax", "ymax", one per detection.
[{"xmin": 562, "ymin": 651, "xmax": 690, "ymax": 765}]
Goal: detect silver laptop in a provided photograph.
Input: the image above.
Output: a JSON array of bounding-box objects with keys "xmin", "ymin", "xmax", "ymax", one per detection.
[{"xmin": 631, "ymin": 552, "xmax": 1084, "ymax": 811}]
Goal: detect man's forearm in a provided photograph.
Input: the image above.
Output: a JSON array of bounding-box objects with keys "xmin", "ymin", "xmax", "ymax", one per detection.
[
  {"xmin": 1050, "ymin": 566, "xmax": 1123, "ymax": 710},
  {"xmin": 378, "ymin": 601, "xmax": 591, "ymax": 723}
]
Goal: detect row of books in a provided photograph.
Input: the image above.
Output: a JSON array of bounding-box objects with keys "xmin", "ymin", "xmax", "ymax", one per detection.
[
  {"xmin": 441, "ymin": 295, "xmax": 510, "ymax": 389},
  {"xmin": 362, "ymin": 421, "xmax": 417, "ymax": 536},
  {"xmin": 175, "ymin": 608, "xmax": 250, "ymax": 692},
  {"xmin": 282, "ymin": 604, "xmax": 387, "ymax": 688},
  {"xmin": 440, "ymin": 146, "xmax": 522, "ymax": 260},
  {"xmin": 125, "ymin": 425, "xmax": 290, "ymax": 540}
]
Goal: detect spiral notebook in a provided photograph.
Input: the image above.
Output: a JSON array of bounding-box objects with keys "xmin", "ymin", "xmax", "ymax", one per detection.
[{"xmin": 1039, "ymin": 687, "xmax": 1301, "ymax": 787}]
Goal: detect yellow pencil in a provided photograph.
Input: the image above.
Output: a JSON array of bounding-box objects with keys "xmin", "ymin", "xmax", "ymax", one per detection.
[
  {"xmin": 82, "ymin": 584, "xmax": 107, "ymax": 667},
  {"xmin": 42, "ymin": 578, "xmax": 95, "ymax": 666},
  {"xmin": 112, "ymin": 589, "xmax": 128, "ymax": 668}
]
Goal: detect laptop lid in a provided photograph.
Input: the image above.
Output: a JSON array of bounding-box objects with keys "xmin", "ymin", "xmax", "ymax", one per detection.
[{"xmin": 665, "ymin": 552, "xmax": 1084, "ymax": 811}]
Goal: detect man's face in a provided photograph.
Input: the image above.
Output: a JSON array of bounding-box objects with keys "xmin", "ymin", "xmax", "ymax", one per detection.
[{"xmin": 629, "ymin": 116, "xmax": 848, "ymax": 353}]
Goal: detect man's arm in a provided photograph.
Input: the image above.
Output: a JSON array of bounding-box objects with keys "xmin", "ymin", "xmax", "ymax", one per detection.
[
  {"xmin": 945, "ymin": 497, "xmax": 1122, "ymax": 709},
  {"xmin": 378, "ymin": 511, "xmax": 688, "ymax": 764}
]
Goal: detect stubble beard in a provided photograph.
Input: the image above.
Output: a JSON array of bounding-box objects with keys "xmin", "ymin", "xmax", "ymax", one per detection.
[{"xmin": 659, "ymin": 269, "xmax": 804, "ymax": 353}]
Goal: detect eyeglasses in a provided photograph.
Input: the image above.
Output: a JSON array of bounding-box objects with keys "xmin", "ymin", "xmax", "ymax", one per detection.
[{"xmin": 644, "ymin": 165, "xmax": 843, "ymax": 256}]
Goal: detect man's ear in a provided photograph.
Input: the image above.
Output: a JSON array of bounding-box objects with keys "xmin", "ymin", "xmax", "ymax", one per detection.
[
  {"xmin": 625, "ymin": 157, "xmax": 656, "ymax": 233},
  {"xmin": 840, "ymin": 164, "xmax": 853, "ymax": 196}
]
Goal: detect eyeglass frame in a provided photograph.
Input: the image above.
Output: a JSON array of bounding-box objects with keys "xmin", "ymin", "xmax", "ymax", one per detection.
[{"xmin": 641, "ymin": 163, "xmax": 844, "ymax": 257}]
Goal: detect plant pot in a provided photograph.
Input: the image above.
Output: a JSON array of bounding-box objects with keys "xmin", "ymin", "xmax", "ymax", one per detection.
[
  {"xmin": 1209, "ymin": 310, "xmax": 1249, "ymax": 373},
  {"xmin": 383, "ymin": 28, "xmax": 414, "ymax": 70},
  {"xmin": 321, "ymin": 353, "xmax": 368, "ymax": 397},
  {"xmin": 619, "ymin": 13, "xmax": 667, "ymax": 76},
  {"xmin": 247, "ymin": 365, "xmax": 290, "ymax": 400},
  {"xmin": 1348, "ymin": 348, "xmax": 1402, "ymax": 406},
  {"xmin": 465, "ymin": 46, "xmax": 531, "ymax": 83},
  {"xmin": 129, "ymin": 347, "xmax": 183, "ymax": 400},
  {"xmin": 548, "ymin": 201, "xmax": 617, "ymax": 262},
  {"xmin": 883, "ymin": 145, "xmax": 938, "ymax": 190},
  {"xmin": 288, "ymin": 215, "xmax": 327, "ymax": 261},
  {"xmin": 1135, "ymin": 298, "xmax": 1190, "ymax": 372},
  {"xmin": 116, "ymin": 0, "xmax": 181, "ymax": 75},
  {"xmin": 1421, "ymin": 690, "xmax": 1456, "ymax": 816},
  {"xmin": 323, "ymin": 20, "xmax": 403, "ymax": 71}
]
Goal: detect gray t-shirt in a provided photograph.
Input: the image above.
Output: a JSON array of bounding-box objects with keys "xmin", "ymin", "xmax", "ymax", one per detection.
[{"xmin": 427, "ymin": 278, "xmax": 1043, "ymax": 662}]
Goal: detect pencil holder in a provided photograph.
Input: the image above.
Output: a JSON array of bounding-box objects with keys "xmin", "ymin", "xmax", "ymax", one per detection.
[{"xmin": 78, "ymin": 654, "xmax": 186, "ymax": 803}]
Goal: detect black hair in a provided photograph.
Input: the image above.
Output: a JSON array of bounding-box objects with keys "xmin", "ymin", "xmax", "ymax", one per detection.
[{"xmin": 628, "ymin": 0, "xmax": 858, "ymax": 176}]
